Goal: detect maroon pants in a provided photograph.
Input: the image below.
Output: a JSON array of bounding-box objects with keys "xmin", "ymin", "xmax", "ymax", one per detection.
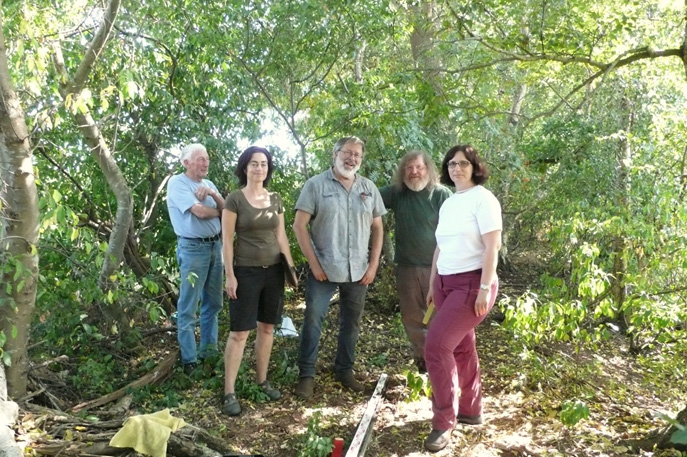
[{"xmin": 424, "ymin": 269, "xmax": 498, "ymax": 430}]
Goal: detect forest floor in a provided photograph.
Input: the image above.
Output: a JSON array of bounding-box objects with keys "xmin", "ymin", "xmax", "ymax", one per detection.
[
  {"xmin": 21, "ymin": 267, "xmax": 687, "ymax": 457},
  {"xmin": 140, "ymin": 269, "xmax": 685, "ymax": 457}
]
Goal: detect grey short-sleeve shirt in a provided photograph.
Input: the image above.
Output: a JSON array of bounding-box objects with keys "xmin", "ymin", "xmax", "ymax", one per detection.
[{"xmin": 295, "ymin": 168, "xmax": 386, "ymax": 283}]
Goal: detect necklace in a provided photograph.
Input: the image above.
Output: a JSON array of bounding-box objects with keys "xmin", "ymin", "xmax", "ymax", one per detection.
[{"xmin": 455, "ymin": 185, "xmax": 476, "ymax": 194}]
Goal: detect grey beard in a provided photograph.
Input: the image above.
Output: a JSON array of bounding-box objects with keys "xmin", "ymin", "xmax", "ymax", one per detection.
[{"xmin": 404, "ymin": 178, "xmax": 429, "ymax": 192}]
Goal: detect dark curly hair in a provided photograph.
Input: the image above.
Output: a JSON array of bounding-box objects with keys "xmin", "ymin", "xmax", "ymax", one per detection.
[
  {"xmin": 439, "ymin": 144, "xmax": 489, "ymax": 187},
  {"xmin": 235, "ymin": 146, "xmax": 275, "ymax": 187}
]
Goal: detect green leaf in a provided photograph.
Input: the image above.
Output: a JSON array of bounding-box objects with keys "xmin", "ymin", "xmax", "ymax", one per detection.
[
  {"xmin": 559, "ymin": 399, "xmax": 589, "ymax": 427},
  {"xmin": 13, "ymin": 261, "xmax": 24, "ymax": 281},
  {"xmin": 671, "ymin": 427, "xmax": 687, "ymax": 445}
]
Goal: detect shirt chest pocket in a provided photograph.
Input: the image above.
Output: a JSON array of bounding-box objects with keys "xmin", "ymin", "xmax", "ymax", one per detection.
[
  {"xmin": 318, "ymin": 191, "xmax": 342, "ymax": 215},
  {"xmin": 353, "ymin": 191, "xmax": 374, "ymax": 214}
]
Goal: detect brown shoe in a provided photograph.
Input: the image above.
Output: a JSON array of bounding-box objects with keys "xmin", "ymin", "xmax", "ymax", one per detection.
[
  {"xmin": 335, "ymin": 371, "xmax": 364, "ymax": 392},
  {"xmin": 295, "ymin": 377, "xmax": 314, "ymax": 399},
  {"xmin": 424, "ymin": 429, "xmax": 451, "ymax": 452}
]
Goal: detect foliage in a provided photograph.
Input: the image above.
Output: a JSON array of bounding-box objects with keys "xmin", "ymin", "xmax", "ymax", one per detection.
[
  {"xmin": 559, "ymin": 399, "xmax": 590, "ymax": 427},
  {"xmin": 130, "ymin": 380, "xmax": 184, "ymax": 412},
  {"xmin": 297, "ymin": 411, "xmax": 334, "ymax": 457},
  {"xmin": 2, "ymin": 0, "xmax": 687, "ymax": 452},
  {"xmin": 671, "ymin": 426, "xmax": 687, "ymax": 446},
  {"xmin": 660, "ymin": 415, "xmax": 687, "ymax": 446},
  {"xmin": 0, "ymin": 330, "xmax": 10, "ymax": 367},
  {"xmin": 404, "ymin": 369, "xmax": 431, "ymax": 402}
]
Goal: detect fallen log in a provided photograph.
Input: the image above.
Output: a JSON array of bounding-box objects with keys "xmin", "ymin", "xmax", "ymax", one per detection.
[{"xmin": 71, "ymin": 350, "xmax": 178, "ymax": 413}]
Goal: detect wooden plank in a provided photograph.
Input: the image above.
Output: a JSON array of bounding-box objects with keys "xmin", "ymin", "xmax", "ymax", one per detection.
[{"xmin": 344, "ymin": 373, "xmax": 387, "ymax": 457}]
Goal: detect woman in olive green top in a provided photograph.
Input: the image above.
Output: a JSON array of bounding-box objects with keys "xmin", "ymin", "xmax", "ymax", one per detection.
[{"xmin": 221, "ymin": 146, "xmax": 297, "ymax": 416}]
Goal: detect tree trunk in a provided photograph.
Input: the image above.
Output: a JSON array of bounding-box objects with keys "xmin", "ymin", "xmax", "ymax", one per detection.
[
  {"xmin": 612, "ymin": 96, "xmax": 633, "ymax": 342},
  {"xmin": 73, "ymin": 110, "xmax": 133, "ymax": 292},
  {"xmin": 49, "ymin": 0, "xmax": 129, "ymax": 294},
  {"xmin": 0, "ymin": 7, "xmax": 40, "ymax": 400},
  {"xmin": 409, "ymin": 0, "xmax": 445, "ymax": 110}
]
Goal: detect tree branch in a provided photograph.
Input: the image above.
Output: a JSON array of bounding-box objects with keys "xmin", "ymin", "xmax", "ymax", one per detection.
[{"xmin": 68, "ymin": 0, "xmax": 121, "ymax": 94}]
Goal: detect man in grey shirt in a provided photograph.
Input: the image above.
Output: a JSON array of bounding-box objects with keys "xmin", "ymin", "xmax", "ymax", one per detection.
[{"xmin": 293, "ymin": 136, "xmax": 386, "ymax": 399}]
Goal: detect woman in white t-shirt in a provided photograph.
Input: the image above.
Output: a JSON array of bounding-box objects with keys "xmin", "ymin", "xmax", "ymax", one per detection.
[{"xmin": 423, "ymin": 145, "xmax": 502, "ymax": 452}]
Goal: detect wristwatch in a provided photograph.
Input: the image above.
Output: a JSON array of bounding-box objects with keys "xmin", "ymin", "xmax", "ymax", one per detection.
[{"xmin": 479, "ymin": 283, "xmax": 490, "ymax": 291}]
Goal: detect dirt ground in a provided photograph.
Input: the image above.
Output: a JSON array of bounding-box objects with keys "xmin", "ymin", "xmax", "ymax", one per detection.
[
  {"xmin": 172, "ymin": 303, "xmax": 682, "ymax": 457},
  {"xmin": 21, "ymin": 268, "xmax": 684, "ymax": 457}
]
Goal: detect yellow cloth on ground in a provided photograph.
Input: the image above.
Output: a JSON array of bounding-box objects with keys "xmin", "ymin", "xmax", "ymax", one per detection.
[{"xmin": 109, "ymin": 409, "xmax": 186, "ymax": 457}]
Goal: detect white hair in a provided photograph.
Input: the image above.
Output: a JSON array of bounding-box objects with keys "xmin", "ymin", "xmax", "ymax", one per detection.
[{"xmin": 180, "ymin": 143, "xmax": 206, "ymax": 163}]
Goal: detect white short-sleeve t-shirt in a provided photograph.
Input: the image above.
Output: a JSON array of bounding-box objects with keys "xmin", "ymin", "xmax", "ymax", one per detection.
[{"xmin": 435, "ymin": 185, "xmax": 502, "ymax": 275}]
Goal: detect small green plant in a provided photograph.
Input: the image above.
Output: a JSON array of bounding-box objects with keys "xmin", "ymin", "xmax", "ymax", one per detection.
[
  {"xmin": 234, "ymin": 364, "xmax": 271, "ymax": 402},
  {"xmin": 271, "ymin": 346, "xmax": 300, "ymax": 386},
  {"xmin": 0, "ymin": 329, "xmax": 11, "ymax": 366},
  {"xmin": 298, "ymin": 411, "xmax": 334, "ymax": 457},
  {"xmin": 71, "ymin": 356, "xmax": 119, "ymax": 397},
  {"xmin": 130, "ymin": 384, "xmax": 183, "ymax": 411},
  {"xmin": 405, "ymin": 369, "xmax": 431, "ymax": 402},
  {"xmin": 671, "ymin": 424, "xmax": 687, "ymax": 446},
  {"xmin": 559, "ymin": 399, "xmax": 589, "ymax": 426},
  {"xmin": 659, "ymin": 414, "xmax": 687, "ymax": 446},
  {"xmin": 369, "ymin": 352, "xmax": 388, "ymax": 367}
]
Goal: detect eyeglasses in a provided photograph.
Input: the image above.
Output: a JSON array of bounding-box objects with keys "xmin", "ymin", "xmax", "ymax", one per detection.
[
  {"xmin": 248, "ymin": 161, "xmax": 269, "ymax": 169},
  {"xmin": 338, "ymin": 149, "xmax": 363, "ymax": 160},
  {"xmin": 448, "ymin": 160, "xmax": 471, "ymax": 170}
]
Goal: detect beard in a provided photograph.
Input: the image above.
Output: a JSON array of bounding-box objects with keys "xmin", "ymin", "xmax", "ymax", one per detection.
[
  {"xmin": 334, "ymin": 154, "xmax": 360, "ymax": 179},
  {"xmin": 404, "ymin": 175, "xmax": 429, "ymax": 192}
]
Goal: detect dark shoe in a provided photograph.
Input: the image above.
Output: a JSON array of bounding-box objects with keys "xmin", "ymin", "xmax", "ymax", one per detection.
[
  {"xmin": 259, "ymin": 381, "xmax": 282, "ymax": 401},
  {"xmin": 335, "ymin": 371, "xmax": 365, "ymax": 393},
  {"xmin": 182, "ymin": 362, "xmax": 198, "ymax": 376},
  {"xmin": 295, "ymin": 377, "xmax": 314, "ymax": 399},
  {"xmin": 424, "ymin": 429, "xmax": 451, "ymax": 452},
  {"xmin": 457, "ymin": 413, "xmax": 483, "ymax": 425},
  {"xmin": 415, "ymin": 358, "xmax": 427, "ymax": 374},
  {"xmin": 221, "ymin": 393, "xmax": 241, "ymax": 416}
]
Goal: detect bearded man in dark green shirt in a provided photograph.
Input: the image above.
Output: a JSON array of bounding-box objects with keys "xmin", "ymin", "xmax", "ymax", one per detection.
[{"xmin": 380, "ymin": 150, "xmax": 452, "ymax": 373}]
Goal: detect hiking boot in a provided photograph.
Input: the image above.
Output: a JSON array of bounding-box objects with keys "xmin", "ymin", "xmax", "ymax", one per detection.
[
  {"xmin": 221, "ymin": 393, "xmax": 241, "ymax": 416},
  {"xmin": 335, "ymin": 371, "xmax": 365, "ymax": 393},
  {"xmin": 259, "ymin": 381, "xmax": 282, "ymax": 401},
  {"xmin": 295, "ymin": 377, "xmax": 314, "ymax": 399},
  {"xmin": 457, "ymin": 413, "xmax": 483, "ymax": 425},
  {"xmin": 424, "ymin": 429, "xmax": 451, "ymax": 452},
  {"xmin": 182, "ymin": 362, "xmax": 198, "ymax": 376}
]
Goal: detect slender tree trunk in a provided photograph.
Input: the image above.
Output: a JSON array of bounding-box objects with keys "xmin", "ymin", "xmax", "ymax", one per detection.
[
  {"xmin": 50, "ymin": 0, "xmax": 128, "ymax": 293},
  {"xmin": 499, "ymin": 28, "xmax": 530, "ymax": 272},
  {"xmin": 0, "ymin": 7, "xmax": 39, "ymax": 399},
  {"xmin": 612, "ymin": 96, "xmax": 633, "ymax": 341}
]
